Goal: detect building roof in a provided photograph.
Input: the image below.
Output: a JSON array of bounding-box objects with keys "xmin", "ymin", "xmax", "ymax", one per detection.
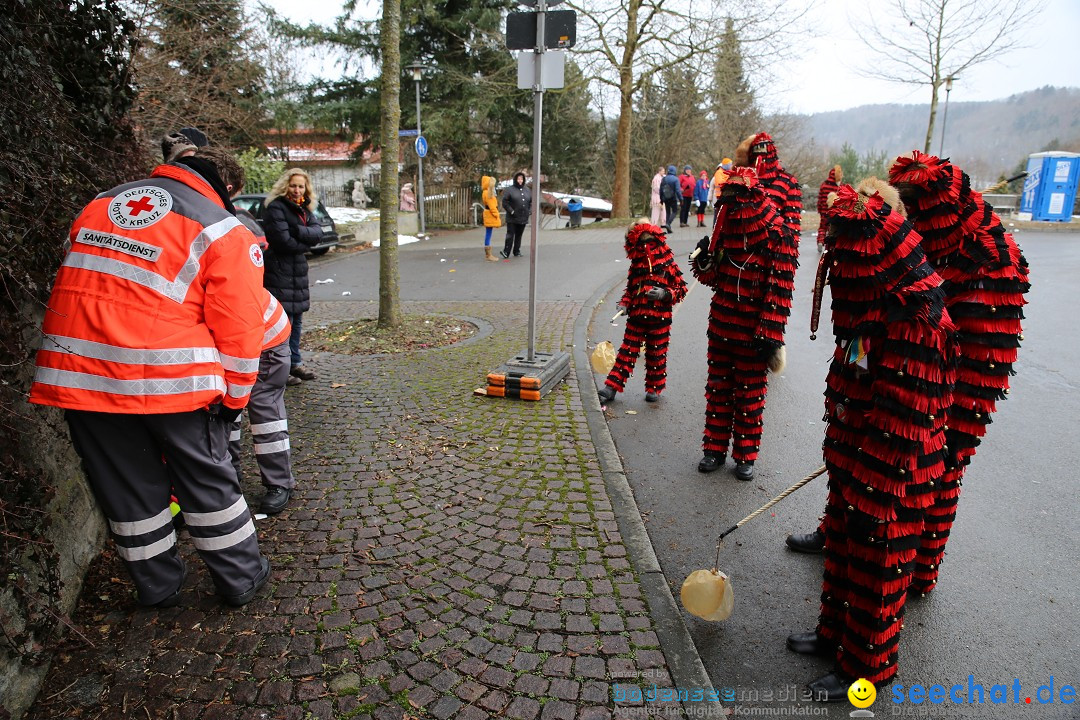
[{"xmin": 265, "ymin": 128, "xmax": 380, "ymax": 166}]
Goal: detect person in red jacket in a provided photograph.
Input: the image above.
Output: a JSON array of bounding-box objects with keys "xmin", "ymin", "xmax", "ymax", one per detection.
[
  {"xmin": 678, "ymin": 165, "xmax": 696, "ymax": 227},
  {"xmin": 598, "ymin": 219, "xmax": 688, "ymax": 404},
  {"xmin": 29, "ymin": 149, "xmax": 271, "ymax": 608},
  {"xmin": 689, "ymin": 168, "xmax": 797, "ymax": 481}
]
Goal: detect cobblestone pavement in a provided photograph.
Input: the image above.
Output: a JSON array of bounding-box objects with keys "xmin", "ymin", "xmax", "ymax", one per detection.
[{"xmin": 25, "ymin": 299, "xmax": 716, "ymax": 720}]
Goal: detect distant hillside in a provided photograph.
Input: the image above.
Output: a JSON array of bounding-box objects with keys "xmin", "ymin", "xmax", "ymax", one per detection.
[{"xmin": 794, "ymin": 86, "xmax": 1080, "ymax": 186}]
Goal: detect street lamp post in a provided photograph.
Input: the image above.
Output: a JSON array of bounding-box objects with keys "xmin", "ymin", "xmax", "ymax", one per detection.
[
  {"xmin": 406, "ymin": 63, "xmax": 427, "ymax": 237},
  {"xmin": 939, "ymin": 75, "xmax": 957, "ymax": 157}
]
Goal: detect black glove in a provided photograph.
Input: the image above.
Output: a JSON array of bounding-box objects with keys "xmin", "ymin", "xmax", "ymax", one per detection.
[
  {"xmin": 644, "ymin": 286, "xmax": 670, "ymax": 302},
  {"xmin": 695, "ymin": 236, "xmax": 711, "ymax": 256},
  {"xmin": 213, "ymin": 404, "xmax": 243, "ymax": 424}
]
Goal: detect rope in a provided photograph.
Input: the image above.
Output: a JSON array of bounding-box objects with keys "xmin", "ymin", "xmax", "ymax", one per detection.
[{"xmin": 713, "ymin": 465, "xmax": 827, "ymax": 569}]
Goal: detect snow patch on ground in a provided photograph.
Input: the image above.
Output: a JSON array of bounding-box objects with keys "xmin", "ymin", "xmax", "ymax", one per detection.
[
  {"xmin": 372, "ymin": 235, "xmax": 422, "ymax": 247},
  {"xmin": 326, "ymin": 207, "xmax": 379, "ymax": 224}
]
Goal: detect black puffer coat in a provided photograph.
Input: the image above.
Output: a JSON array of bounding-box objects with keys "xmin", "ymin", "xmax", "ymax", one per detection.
[
  {"xmin": 262, "ymin": 196, "xmax": 323, "ymax": 314},
  {"xmin": 501, "ymin": 173, "xmax": 532, "ymax": 224}
]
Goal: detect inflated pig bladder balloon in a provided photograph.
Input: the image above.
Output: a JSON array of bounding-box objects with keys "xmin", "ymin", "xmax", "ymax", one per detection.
[{"xmin": 680, "ymin": 568, "xmax": 734, "ymax": 621}]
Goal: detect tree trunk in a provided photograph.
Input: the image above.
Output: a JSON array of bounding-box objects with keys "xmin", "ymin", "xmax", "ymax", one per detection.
[
  {"xmin": 610, "ymin": 0, "xmax": 639, "ymax": 220},
  {"xmin": 923, "ymin": 83, "xmax": 940, "ymax": 154},
  {"xmin": 611, "ymin": 74, "xmax": 635, "ymax": 219},
  {"xmin": 378, "ymin": 0, "xmax": 402, "ymax": 328}
]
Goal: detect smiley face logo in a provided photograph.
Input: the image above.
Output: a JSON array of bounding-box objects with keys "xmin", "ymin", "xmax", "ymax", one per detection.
[{"xmin": 848, "ymin": 678, "xmax": 876, "ymax": 708}]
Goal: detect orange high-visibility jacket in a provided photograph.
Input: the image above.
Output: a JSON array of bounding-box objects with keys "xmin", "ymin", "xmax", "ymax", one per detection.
[
  {"xmin": 260, "ymin": 290, "xmax": 291, "ymax": 351},
  {"xmin": 30, "ymin": 164, "xmax": 267, "ymax": 413}
]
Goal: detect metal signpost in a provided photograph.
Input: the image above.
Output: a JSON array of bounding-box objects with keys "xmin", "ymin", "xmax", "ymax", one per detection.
[
  {"xmin": 480, "ymin": 0, "xmax": 575, "ymax": 400},
  {"xmin": 406, "ymin": 63, "xmax": 429, "ymax": 237}
]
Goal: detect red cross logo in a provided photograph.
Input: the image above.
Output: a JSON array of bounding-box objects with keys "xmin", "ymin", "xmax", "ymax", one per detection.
[
  {"xmin": 126, "ymin": 196, "xmax": 156, "ymax": 217},
  {"xmin": 252, "ymin": 246, "xmax": 263, "ymax": 263}
]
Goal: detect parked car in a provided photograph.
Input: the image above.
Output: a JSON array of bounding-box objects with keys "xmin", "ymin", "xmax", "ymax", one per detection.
[{"xmin": 232, "ymin": 193, "xmax": 339, "ymax": 255}]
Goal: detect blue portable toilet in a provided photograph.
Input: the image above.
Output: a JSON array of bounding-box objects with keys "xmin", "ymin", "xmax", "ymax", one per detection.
[{"xmin": 1018, "ymin": 151, "xmax": 1080, "ymax": 222}]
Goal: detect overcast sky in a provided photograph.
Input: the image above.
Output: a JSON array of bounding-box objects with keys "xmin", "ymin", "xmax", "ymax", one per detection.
[
  {"xmin": 263, "ymin": 0, "xmax": 1080, "ymax": 116},
  {"xmin": 769, "ymin": 0, "xmax": 1080, "ymax": 114}
]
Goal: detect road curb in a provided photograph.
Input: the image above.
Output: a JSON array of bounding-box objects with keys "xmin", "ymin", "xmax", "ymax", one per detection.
[{"xmin": 573, "ymin": 273, "xmax": 725, "ymax": 717}]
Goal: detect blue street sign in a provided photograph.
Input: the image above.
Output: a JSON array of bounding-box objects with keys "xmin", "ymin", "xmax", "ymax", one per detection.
[
  {"xmin": 415, "ymin": 136, "xmax": 428, "ymax": 158},
  {"xmin": 398, "ymin": 129, "xmax": 419, "ymax": 137}
]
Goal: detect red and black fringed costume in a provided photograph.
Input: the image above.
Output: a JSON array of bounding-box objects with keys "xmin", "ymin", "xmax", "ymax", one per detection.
[
  {"xmin": 735, "ymin": 132, "xmax": 803, "ymax": 242},
  {"xmin": 603, "ymin": 222, "xmax": 688, "ymax": 398},
  {"xmin": 690, "ymin": 169, "xmax": 797, "ymax": 468},
  {"xmin": 812, "ymin": 183, "xmax": 957, "ymax": 686},
  {"xmin": 889, "ymin": 151, "xmax": 1031, "ymax": 594},
  {"xmin": 816, "ymin": 165, "xmax": 842, "ymax": 251}
]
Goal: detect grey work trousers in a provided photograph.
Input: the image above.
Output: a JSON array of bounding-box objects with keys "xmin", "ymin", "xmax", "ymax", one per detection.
[
  {"xmin": 228, "ymin": 341, "xmax": 295, "ymax": 490},
  {"xmin": 66, "ymin": 408, "xmax": 266, "ymax": 605}
]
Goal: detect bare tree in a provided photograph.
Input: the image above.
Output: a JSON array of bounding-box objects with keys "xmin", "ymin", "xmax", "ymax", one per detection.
[
  {"xmin": 378, "ymin": 0, "xmax": 402, "ymax": 328},
  {"xmin": 566, "ymin": 0, "xmax": 803, "ymax": 218},
  {"xmin": 127, "ymin": 0, "xmax": 268, "ymax": 149},
  {"xmin": 853, "ymin": 0, "xmax": 1033, "ymax": 153}
]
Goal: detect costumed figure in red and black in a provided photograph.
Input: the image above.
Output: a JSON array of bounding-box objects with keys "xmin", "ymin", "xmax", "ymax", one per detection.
[
  {"xmin": 816, "ymin": 165, "xmax": 843, "ymax": 253},
  {"xmin": 786, "ymin": 180, "xmax": 957, "ymax": 699},
  {"xmin": 786, "ymin": 157, "xmax": 1032, "ymax": 566},
  {"xmin": 734, "ymin": 131, "xmax": 803, "ymax": 242},
  {"xmin": 598, "ymin": 219, "xmax": 688, "ymax": 404},
  {"xmin": 690, "ymin": 167, "xmax": 797, "ymax": 481},
  {"xmin": 887, "ymin": 151, "xmax": 1031, "ymax": 595}
]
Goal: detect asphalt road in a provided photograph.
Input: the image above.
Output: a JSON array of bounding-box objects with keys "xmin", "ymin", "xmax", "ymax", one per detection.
[
  {"xmin": 308, "ymin": 221, "xmax": 1079, "ymax": 719},
  {"xmin": 590, "ymin": 226, "xmax": 1080, "ymax": 719}
]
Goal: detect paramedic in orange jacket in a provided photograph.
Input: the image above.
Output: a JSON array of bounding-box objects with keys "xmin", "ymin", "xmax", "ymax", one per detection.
[{"xmin": 29, "ymin": 150, "xmax": 272, "ymax": 608}]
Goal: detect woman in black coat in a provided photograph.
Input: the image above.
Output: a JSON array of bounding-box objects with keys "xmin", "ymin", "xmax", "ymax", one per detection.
[{"xmin": 263, "ymin": 168, "xmax": 323, "ymax": 382}]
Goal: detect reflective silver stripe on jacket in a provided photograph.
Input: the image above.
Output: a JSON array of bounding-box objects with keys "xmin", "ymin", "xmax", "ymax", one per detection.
[
  {"xmin": 183, "ymin": 496, "xmax": 248, "ymax": 528},
  {"xmin": 109, "ymin": 507, "xmax": 173, "ymax": 537},
  {"xmin": 63, "ymin": 216, "xmax": 242, "ymax": 304},
  {"xmin": 227, "ymin": 382, "xmax": 254, "ymax": 399},
  {"xmin": 114, "ymin": 531, "xmax": 177, "ymax": 562},
  {"xmin": 262, "ymin": 309, "xmax": 289, "ymax": 346},
  {"xmin": 32, "ymin": 366, "xmax": 226, "ymax": 396},
  {"xmin": 263, "ymin": 294, "xmax": 280, "ymax": 321},
  {"xmin": 219, "ymin": 352, "xmax": 260, "ymax": 373},
  {"xmin": 254, "ymin": 439, "xmax": 290, "ymax": 455},
  {"xmin": 40, "ymin": 335, "xmax": 220, "ymax": 366},
  {"xmin": 189, "ymin": 519, "xmax": 256, "ymax": 552}
]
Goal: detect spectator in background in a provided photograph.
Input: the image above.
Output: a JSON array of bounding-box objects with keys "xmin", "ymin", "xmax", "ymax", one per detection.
[
  {"xmin": 694, "ymin": 170, "xmax": 710, "ymax": 227},
  {"xmin": 678, "ymin": 165, "xmax": 695, "ymax": 227},
  {"xmin": 660, "ymin": 165, "xmax": 680, "ymax": 233},
  {"xmin": 707, "ymin": 158, "xmax": 733, "ymax": 216},
  {"xmin": 481, "ymin": 175, "xmax": 502, "ymax": 262},
  {"xmin": 650, "ymin": 166, "xmax": 665, "ymax": 226},
  {"xmin": 400, "ymin": 183, "xmax": 416, "ymax": 212},
  {"xmin": 500, "ymin": 171, "xmax": 532, "ymax": 259},
  {"xmin": 263, "ymin": 168, "xmax": 323, "ymax": 383}
]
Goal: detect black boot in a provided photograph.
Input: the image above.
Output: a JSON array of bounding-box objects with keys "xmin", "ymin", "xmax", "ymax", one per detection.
[
  {"xmin": 598, "ymin": 385, "xmax": 616, "ymax": 404},
  {"xmin": 734, "ymin": 461, "xmax": 755, "ymax": 481},
  {"xmin": 697, "ymin": 452, "xmax": 726, "ymax": 473},
  {"xmin": 786, "ymin": 528, "xmax": 826, "ymax": 553},
  {"xmin": 807, "ymin": 670, "xmax": 856, "ymax": 702},
  {"xmin": 786, "ymin": 631, "xmax": 835, "ymax": 656}
]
